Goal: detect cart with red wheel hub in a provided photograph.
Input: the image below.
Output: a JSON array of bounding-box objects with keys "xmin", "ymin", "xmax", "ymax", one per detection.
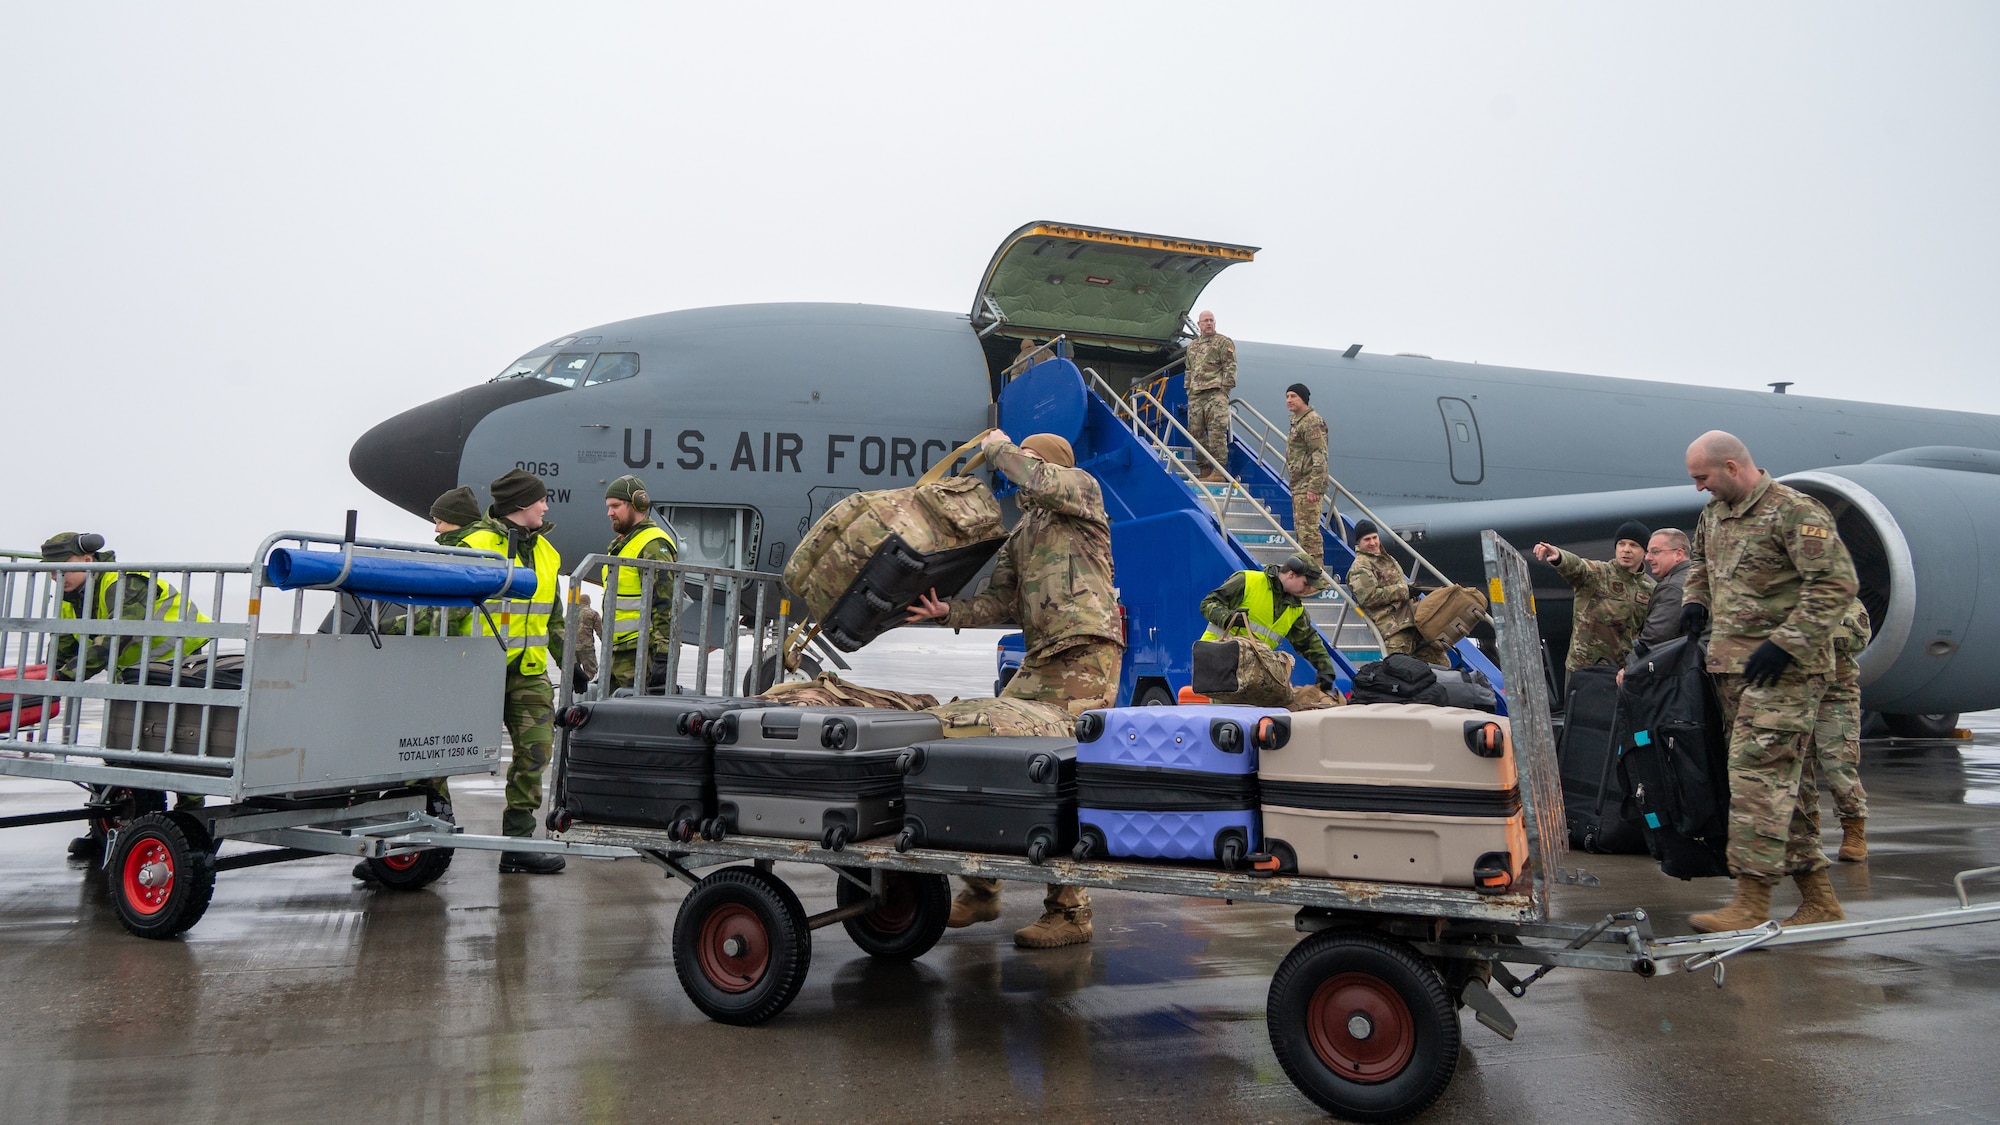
[{"xmin": 550, "ymin": 532, "xmax": 2000, "ymax": 1123}]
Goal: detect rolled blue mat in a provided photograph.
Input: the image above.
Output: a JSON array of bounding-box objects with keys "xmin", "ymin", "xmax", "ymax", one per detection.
[{"xmin": 265, "ymin": 548, "xmax": 539, "ymax": 606}]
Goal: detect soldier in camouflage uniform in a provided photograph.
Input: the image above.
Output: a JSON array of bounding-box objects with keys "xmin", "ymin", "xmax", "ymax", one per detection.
[
  {"xmin": 1532, "ymin": 520, "xmax": 1655, "ymax": 672},
  {"xmin": 1804, "ymin": 599, "xmax": 1870, "ymax": 862},
  {"xmin": 1679, "ymin": 432, "xmax": 1858, "ymax": 933},
  {"xmin": 1345, "ymin": 521, "xmax": 1448, "ymax": 664},
  {"xmin": 907, "ymin": 430, "xmax": 1123, "ymax": 948},
  {"xmin": 596, "ymin": 475, "xmax": 678, "ymax": 693},
  {"xmin": 1284, "ymin": 383, "xmax": 1331, "ymax": 570},
  {"xmin": 1184, "ymin": 310, "xmax": 1236, "ymax": 481},
  {"xmin": 461, "ymin": 470, "xmax": 570, "ymax": 875}
]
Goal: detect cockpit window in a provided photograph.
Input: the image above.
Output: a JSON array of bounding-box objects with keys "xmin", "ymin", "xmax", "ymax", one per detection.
[
  {"xmin": 539, "ymin": 353, "xmax": 595, "ymax": 388},
  {"xmin": 494, "ymin": 354, "xmax": 554, "ymax": 381},
  {"xmin": 584, "ymin": 352, "xmax": 640, "ymax": 386}
]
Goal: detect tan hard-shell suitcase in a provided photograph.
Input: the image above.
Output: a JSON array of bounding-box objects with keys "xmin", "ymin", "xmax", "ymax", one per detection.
[
  {"xmin": 1413, "ymin": 584, "xmax": 1489, "ymax": 648},
  {"xmin": 1257, "ymin": 703, "xmax": 1525, "ymax": 891}
]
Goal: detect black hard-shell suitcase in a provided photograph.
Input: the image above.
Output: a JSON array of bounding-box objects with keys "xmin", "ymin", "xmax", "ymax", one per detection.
[
  {"xmin": 895, "ymin": 736, "xmax": 1077, "ymax": 862},
  {"xmin": 1348, "ymin": 654, "xmax": 1447, "ymax": 705},
  {"xmin": 1615, "ymin": 636, "xmax": 1732, "ymax": 878},
  {"xmin": 712, "ymin": 707, "xmax": 944, "ymax": 848},
  {"xmin": 560, "ymin": 697, "xmax": 724, "ymax": 836},
  {"xmin": 821, "ymin": 535, "xmax": 1002, "ymax": 652},
  {"xmin": 1432, "ymin": 667, "xmax": 1499, "ymax": 713},
  {"xmin": 107, "ymin": 653, "xmax": 245, "ymax": 761},
  {"xmin": 1557, "ymin": 666, "xmax": 1646, "ymax": 853}
]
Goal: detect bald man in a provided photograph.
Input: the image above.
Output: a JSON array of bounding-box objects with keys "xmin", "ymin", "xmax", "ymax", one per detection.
[{"xmin": 1680, "ymin": 431, "xmax": 1858, "ymax": 933}]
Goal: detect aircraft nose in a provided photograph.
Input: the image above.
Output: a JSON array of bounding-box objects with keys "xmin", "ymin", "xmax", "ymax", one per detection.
[{"xmin": 349, "ymin": 380, "xmax": 568, "ymax": 517}]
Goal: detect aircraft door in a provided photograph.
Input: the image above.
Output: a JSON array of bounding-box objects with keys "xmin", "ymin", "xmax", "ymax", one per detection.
[
  {"xmin": 661, "ymin": 504, "xmax": 764, "ymax": 647},
  {"xmin": 1437, "ymin": 397, "xmax": 1484, "ymax": 485}
]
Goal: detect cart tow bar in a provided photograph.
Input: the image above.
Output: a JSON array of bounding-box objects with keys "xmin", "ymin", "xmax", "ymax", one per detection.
[
  {"xmin": 1496, "ymin": 908, "xmax": 1653, "ymax": 998},
  {"xmin": 1684, "ymin": 921, "xmax": 1783, "ymax": 988}
]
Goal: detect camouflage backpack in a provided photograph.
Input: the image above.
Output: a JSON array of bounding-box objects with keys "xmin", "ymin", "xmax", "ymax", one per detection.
[
  {"xmin": 758, "ymin": 672, "xmax": 939, "ymax": 712},
  {"xmin": 926, "ymin": 696, "xmax": 1076, "ymax": 738}
]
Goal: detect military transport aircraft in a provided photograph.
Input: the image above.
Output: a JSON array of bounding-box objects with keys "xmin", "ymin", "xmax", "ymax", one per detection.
[{"xmin": 351, "ymin": 221, "xmax": 2000, "ymax": 735}]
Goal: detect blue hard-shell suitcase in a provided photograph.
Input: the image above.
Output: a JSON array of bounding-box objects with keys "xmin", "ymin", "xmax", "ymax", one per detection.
[{"xmin": 1070, "ymin": 704, "xmax": 1287, "ymax": 868}]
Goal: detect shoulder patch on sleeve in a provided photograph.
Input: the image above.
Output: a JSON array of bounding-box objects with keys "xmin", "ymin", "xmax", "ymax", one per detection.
[{"xmin": 1799, "ymin": 524, "xmax": 1831, "ymax": 539}]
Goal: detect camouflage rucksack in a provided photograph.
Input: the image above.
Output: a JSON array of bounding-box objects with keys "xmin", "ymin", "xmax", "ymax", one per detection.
[
  {"xmin": 926, "ymin": 696, "xmax": 1076, "ymax": 738},
  {"xmin": 758, "ymin": 672, "xmax": 939, "ymax": 712}
]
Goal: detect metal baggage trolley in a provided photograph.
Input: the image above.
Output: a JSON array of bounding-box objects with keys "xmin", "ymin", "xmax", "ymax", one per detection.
[
  {"xmin": 0, "ymin": 526, "xmax": 628, "ymax": 937},
  {"xmin": 549, "ymin": 535, "xmax": 2000, "ymax": 1123}
]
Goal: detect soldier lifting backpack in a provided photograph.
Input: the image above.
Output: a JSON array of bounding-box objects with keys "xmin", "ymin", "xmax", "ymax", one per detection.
[{"xmin": 783, "ymin": 432, "xmax": 1005, "ymax": 654}]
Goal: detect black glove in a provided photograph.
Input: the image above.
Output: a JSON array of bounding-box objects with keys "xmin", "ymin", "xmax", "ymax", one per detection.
[
  {"xmin": 1678, "ymin": 602, "xmax": 1710, "ymax": 638},
  {"xmin": 1227, "ymin": 610, "xmax": 1250, "ymax": 634},
  {"xmin": 571, "ymin": 665, "xmax": 592, "ymax": 694},
  {"xmin": 1742, "ymin": 640, "xmax": 1793, "ymax": 687},
  {"xmin": 1316, "ymin": 675, "xmax": 1336, "ymax": 692}
]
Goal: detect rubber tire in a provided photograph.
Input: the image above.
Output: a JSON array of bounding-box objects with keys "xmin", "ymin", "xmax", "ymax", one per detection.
[
  {"xmin": 1267, "ymin": 930, "xmax": 1461, "ymax": 1123},
  {"xmin": 1133, "ymin": 682, "xmax": 1175, "ymax": 707},
  {"xmin": 835, "ymin": 868, "xmax": 951, "ymax": 962},
  {"xmin": 360, "ymin": 847, "xmax": 453, "ymax": 891},
  {"xmin": 1882, "ymin": 712, "xmax": 1959, "ymax": 739},
  {"xmin": 673, "ymin": 866, "xmax": 813, "ymax": 1026},
  {"xmin": 108, "ymin": 812, "xmax": 217, "ymax": 940},
  {"xmin": 744, "ymin": 651, "xmax": 823, "ymax": 696}
]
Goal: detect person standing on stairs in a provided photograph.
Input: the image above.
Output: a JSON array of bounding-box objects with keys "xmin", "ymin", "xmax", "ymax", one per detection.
[
  {"xmin": 1284, "ymin": 383, "xmax": 1330, "ymax": 572},
  {"xmin": 1185, "ymin": 310, "xmax": 1236, "ymax": 482}
]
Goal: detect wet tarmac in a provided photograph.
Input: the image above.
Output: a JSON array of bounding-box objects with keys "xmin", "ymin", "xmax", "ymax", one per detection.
[{"xmin": 2, "ymin": 634, "xmax": 1997, "ymax": 1123}]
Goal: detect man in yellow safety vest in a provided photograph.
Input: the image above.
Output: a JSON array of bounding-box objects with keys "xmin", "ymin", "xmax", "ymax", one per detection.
[
  {"xmin": 460, "ymin": 469, "xmax": 568, "ymax": 874},
  {"xmin": 1197, "ymin": 553, "xmax": 1340, "ymax": 691},
  {"xmin": 594, "ymin": 475, "xmax": 678, "ymax": 693}
]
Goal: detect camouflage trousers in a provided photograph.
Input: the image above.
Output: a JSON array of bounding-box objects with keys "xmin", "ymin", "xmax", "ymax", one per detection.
[
  {"xmin": 1003, "ymin": 639, "xmax": 1124, "ymax": 714},
  {"xmin": 960, "ymin": 877, "xmax": 1090, "ymax": 916},
  {"xmin": 1715, "ymin": 670, "xmax": 1831, "ymax": 881},
  {"xmin": 1807, "ymin": 673, "xmax": 1867, "ymax": 821},
  {"xmin": 1291, "ymin": 489, "xmax": 1326, "ymax": 571},
  {"xmin": 500, "ymin": 666, "xmax": 555, "ymax": 838},
  {"xmin": 1187, "ymin": 390, "xmax": 1231, "ymax": 475},
  {"xmin": 607, "ymin": 642, "xmax": 674, "ymax": 695},
  {"xmin": 1380, "ymin": 627, "xmax": 1450, "ymax": 666}
]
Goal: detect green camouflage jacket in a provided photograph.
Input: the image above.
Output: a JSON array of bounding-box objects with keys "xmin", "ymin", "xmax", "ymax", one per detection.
[
  {"xmin": 1198, "ymin": 566, "xmax": 1338, "ymax": 677},
  {"xmin": 1185, "ymin": 333, "xmax": 1237, "ymax": 396},
  {"xmin": 1346, "ymin": 549, "xmax": 1416, "ymax": 635},
  {"xmin": 1551, "ymin": 548, "xmax": 1654, "ymax": 670},
  {"xmin": 945, "ymin": 442, "xmax": 1123, "ymax": 658},
  {"xmin": 1831, "ymin": 598, "xmax": 1870, "ymax": 686},
  {"xmin": 1287, "ymin": 406, "xmax": 1329, "ymax": 494},
  {"xmin": 1684, "ymin": 472, "xmax": 1858, "ymax": 675}
]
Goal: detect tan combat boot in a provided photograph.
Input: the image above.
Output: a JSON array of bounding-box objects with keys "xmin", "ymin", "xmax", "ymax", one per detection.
[
  {"xmin": 1688, "ymin": 878, "xmax": 1775, "ymax": 934},
  {"xmin": 1781, "ymin": 869, "xmax": 1846, "ymax": 927},
  {"xmin": 1014, "ymin": 905, "xmax": 1093, "ymax": 949},
  {"xmin": 1836, "ymin": 818, "xmax": 1868, "ymax": 862},
  {"xmin": 947, "ymin": 886, "xmax": 1000, "ymax": 929}
]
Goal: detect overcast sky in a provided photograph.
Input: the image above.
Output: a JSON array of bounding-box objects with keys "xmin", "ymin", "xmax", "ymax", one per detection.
[{"xmin": 6, "ymin": 2, "xmax": 1996, "ymax": 562}]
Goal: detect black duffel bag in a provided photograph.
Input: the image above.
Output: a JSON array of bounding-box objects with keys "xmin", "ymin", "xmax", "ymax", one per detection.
[
  {"xmin": 1431, "ymin": 666, "xmax": 1499, "ymax": 713},
  {"xmin": 1349, "ymin": 654, "xmax": 1447, "ymax": 705},
  {"xmin": 1615, "ymin": 635, "xmax": 1732, "ymax": 879}
]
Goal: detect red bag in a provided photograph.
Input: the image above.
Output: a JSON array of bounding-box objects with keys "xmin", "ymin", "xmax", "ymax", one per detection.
[{"xmin": 0, "ymin": 664, "xmax": 60, "ymax": 731}]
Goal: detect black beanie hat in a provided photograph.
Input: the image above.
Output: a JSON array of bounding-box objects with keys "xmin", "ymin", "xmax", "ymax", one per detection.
[
  {"xmin": 489, "ymin": 468, "xmax": 548, "ymax": 516},
  {"xmin": 429, "ymin": 487, "xmax": 481, "ymax": 526},
  {"xmin": 1615, "ymin": 520, "xmax": 1651, "ymax": 547},
  {"xmin": 1353, "ymin": 519, "xmax": 1379, "ymax": 539},
  {"xmin": 1286, "ymin": 382, "xmax": 1311, "ymax": 404}
]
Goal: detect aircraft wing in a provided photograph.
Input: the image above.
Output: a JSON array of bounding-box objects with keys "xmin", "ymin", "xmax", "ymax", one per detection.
[{"xmin": 1370, "ymin": 484, "xmax": 1708, "ymax": 555}]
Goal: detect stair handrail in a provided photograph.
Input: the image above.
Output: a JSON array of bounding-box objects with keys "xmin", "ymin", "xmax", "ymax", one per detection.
[
  {"xmin": 1229, "ymin": 396, "xmax": 1293, "ymax": 473},
  {"xmin": 1080, "ymin": 367, "xmax": 1386, "ymax": 655},
  {"xmin": 1001, "ymin": 334, "xmax": 1069, "ymax": 387},
  {"xmin": 1226, "ymin": 397, "xmax": 1456, "ymax": 592}
]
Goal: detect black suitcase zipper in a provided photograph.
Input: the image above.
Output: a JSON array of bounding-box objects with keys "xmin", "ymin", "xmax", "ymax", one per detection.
[
  {"xmin": 1260, "ymin": 780, "xmax": 1521, "ymax": 817},
  {"xmin": 1076, "ymin": 764, "xmax": 1257, "ymax": 812}
]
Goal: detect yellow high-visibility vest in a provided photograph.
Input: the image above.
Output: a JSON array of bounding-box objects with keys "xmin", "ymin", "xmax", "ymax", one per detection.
[
  {"xmin": 1200, "ymin": 569, "xmax": 1302, "ymax": 649},
  {"xmin": 462, "ymin": 525, "xmax": 562, "ymax": 676},
  {"xmin": 60, "ymin": 572, "xmax": 210, "ymax": 670}
]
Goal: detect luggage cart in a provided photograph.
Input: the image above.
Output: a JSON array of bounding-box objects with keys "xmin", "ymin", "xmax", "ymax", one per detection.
[
  {"xmin": 0, "ymin": 525, "xmax": 632, "ymax": 938},
  {"xmin": 549, "ymin": 533, "xmax": 2000, "ymax": 1123}
]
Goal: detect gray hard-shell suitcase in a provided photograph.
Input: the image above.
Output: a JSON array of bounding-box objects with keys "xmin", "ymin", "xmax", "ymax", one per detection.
[
  {"xmin": 711, "ymin": 707, "xmax": 944, "ymax": 849},
  {"xmin": 895, "ymin": 735, "xmax": 1077, "ymax": 862},
  {"xmin": 1256, "ymin": 704, "xmax": 1526, "ymax": 892},
  {"xmin": 107, "ymin": 654, "xmax": 244, "ymax": 762}
]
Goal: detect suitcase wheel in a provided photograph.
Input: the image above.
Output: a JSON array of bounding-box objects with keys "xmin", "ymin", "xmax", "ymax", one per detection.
[
  {"xmin": 559, "ymin": 705, "xmax": 590, "ymax": 730},
  {"xmin": 545, "ymin": 808, "xmax": 573, "ymax": 834},
  {"xmin": 1027, "ymin": 753, "xmax": 1057, "ymax": 784},
  {"xmin": 1074, "ymin": 712, "xmax": 1105, "ymax": 742},
  {"xmin": 702, "ymin": 818, "xmax": 728, "ymax": 842},
  {"xmin": 1211, "ymin": 720, "xmax": 1243, "ymax": 753},
  {"xmin": 822, "ymin": 720, "xmax": 851, "ymax": 750},
  {"xmin": 1071, "ymin": 828, "xmax": 1103, "ymax": 863},
  {"xmin": 821, "ymin": 824, "xmax": 851, "ymax": 851},
  {"xmin": 676, "ymin": 714, "xmax": 696, "ymax": 736},
  {"xmin": 1472, "ymin": 852, "xmax": 1513, "ymax": 894},
  {"xmin": 897, "ymin": 747, "xmax": 926, "ymax": 775},
  {"xmin": 1463, "ymin": 720, "xmax": 1506, "ymax": 758},
  {"xmin": 1252, "ymin": 715, "xmax": 1291, "ymax": 752},
  {"xmin": 895, "ymin": 826, "xmax": 918, "ymax": 853},
  {"xmin": 1026, "ymin": 835, "xmax": 1052, "ymax": 865},
  {"xmin": 1244, "ymin": 852, "xmax": 1282, "ymax": 878}
]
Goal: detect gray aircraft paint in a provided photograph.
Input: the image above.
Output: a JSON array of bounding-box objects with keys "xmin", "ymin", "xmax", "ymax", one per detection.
[{"xmin": 354, "ymin": 302, "xmax": 2000, "ymax": 718}]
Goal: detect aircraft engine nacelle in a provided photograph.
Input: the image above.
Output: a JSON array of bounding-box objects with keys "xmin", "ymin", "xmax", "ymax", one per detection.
[{"xmin": 1786, "ymin": 449, "xmax": 2000, "ymax": 716}]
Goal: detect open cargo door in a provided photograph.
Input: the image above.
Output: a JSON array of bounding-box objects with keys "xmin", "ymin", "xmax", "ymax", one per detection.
[{"xmin": 972, "ymin": 222, "xmax": 1257, "ymax": 351}]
